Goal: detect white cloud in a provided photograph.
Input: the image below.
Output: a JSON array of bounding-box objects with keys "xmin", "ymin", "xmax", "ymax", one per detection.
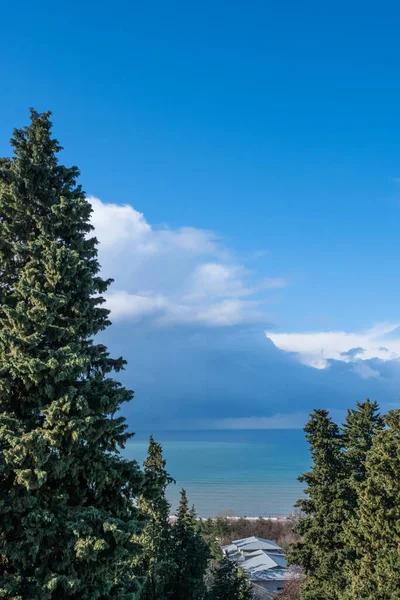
[
  {"xmin": 90, "ymin": 198, "xmax": 152, "ymax": 249},
  {"xmin": 90, "ymin": 197, "xmax": 218, "ymax": 255},
  {"xmin": 89, "ymin": 196, "xmax": 285, "ymax": 327},
  {"xmin": 196, "ymin": 299, "xmax": 263, "ymax": 326},
  {"xmin": 86, "ymin": 198, "xmax": 400, "ymax": 429},
  {"xmin": 186, "ymin": 263, "xmax": 252, "ymax": 300},
  {"xmin": 105, "ymin": 291, "xmax": 168, "ymax": 321},
  {"xmin": 266, "ymin": 322, "xmax": 400, "ymax": 372}
]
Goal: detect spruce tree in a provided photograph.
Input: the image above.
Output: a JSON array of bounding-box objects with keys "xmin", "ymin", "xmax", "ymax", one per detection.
[
  {"xmin": 170, "ymin": 489, "xmax": 209, "ymax": 600},
  {"xmin": 135, "ymin": 436, "xmax": 175, "ymax": 600},
  {"xmin": 0, "ymin": 110, "xmax": 145, "ymax": 599},
  {"xmin": 342, "ymin": 399, "xmax": 384, "ymax": 484},
  {"xmin": 207, "ymin": 557, "xmax": 252, "ymax": 600},
  {"xmin": 341, "ymin": 399, "xmax": 384, "ymax": 597},
  {"xmin": 289, "ymin": 410, "xmax": 349, "ymax": 600},
  {"xmin": 345, "ymin": 410, "xmax": 400, "ymax": 600}
]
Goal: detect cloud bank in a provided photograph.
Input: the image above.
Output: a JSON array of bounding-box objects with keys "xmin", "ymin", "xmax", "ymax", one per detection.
[
  {"xmin": 90, "ymin": 196, "xmax": 285, "ymax": 327},
  {"xmin": 90, "ymin": 197, "xmax": 400, "ymax": 430},
  {"xmin": 267, "ymin": 323, "xmax": 400, "ymax": 374}
]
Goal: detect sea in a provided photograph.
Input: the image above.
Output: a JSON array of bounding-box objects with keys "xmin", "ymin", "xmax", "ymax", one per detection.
[{"xmin": 124, "ymin": 429, "xmax": 310, "ymax": 518}]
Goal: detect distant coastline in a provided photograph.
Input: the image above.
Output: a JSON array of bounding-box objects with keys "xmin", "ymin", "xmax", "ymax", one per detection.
[{"xmin": 169, "ymin": 515, "xmax": 293, "ymax": 522}]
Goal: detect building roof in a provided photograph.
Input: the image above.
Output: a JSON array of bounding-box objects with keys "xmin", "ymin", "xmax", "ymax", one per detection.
[
  {"xmin": 232, "ymin": 536, "xmax": 284, "ymax": 553},
  {"xmin": 245, "ymin": 566, "xmax": 289, "ymax": 582},
  {"xmin": 222, "ymin": 536, "xmax": 290, "ymax": 583},
  {"xmin": 244, "ymin": 549, "xmax": 287, "ymax": 569}
]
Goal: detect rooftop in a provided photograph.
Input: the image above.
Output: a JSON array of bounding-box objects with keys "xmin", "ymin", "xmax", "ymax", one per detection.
[
  {"xmin": 232, "ymin": 536, "xmax": 284, "ymax": 553},
  {"xmin": 222, "ymin": 536, "xmax": 290, "ymax": 583}
]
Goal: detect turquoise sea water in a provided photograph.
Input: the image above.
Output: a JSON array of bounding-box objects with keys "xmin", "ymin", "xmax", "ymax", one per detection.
[{"xmin": 124, "ymin": 430, "xmax": 310, "ymax": 518}]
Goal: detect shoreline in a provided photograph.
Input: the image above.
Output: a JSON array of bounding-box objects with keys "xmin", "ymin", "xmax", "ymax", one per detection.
[{"xmin": 169, "ymin": 515, "xmax": 292, "ymax": 522}]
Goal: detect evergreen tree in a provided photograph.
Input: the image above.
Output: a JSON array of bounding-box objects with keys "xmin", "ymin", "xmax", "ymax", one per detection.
[
  {"xmin": 289, "ymin": 410, "xmax": 349, "ymax": 600},
  {"xmin": 341, "ymin": 399, "xmax": 384, "ymax": 597},
  {"xmin": 207, "ymin": 557, "xmax": 252, "ymax": 600},
  {"xmin": 170, "ymin": 489, "xmax": 209, "ymax": 600},
  {"xmin": 196, "ymin": 518, "xmax": 220, "ymax": 559},
  {"xmin": 0, "ymin": 110, "xmax": 146, "ymax": 599},
  {"xmin": 342, "ymin": 399, "xmax": 384, "ymax": 484},
  {"xmin": 345, "ymin": 410, "xmax": 400, "ymax": 600},
  {"xmin": 135, "ymin": 436, "xmax": 175, "ymax": 600}
]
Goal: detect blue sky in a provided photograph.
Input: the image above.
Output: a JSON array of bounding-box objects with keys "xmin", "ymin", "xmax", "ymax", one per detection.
[{"xmin": 2, "ymin": 0, "xmax": 400, "ymax": 430}]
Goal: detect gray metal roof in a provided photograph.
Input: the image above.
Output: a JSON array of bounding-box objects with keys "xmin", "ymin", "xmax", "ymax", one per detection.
[
  {"xmin": 244, "ymin": 549, "xmax": 287, "ymax": 569},
  {"xmin": 222, "ymin": 536, "xmax": 290, "ymax": 583},
  {"xmin": 232, "ymin": 536, "xmax": 284, "ymax": 553}
]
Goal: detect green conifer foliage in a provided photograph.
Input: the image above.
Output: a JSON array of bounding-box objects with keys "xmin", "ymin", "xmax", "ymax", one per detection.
[
  {"xmin": 170, "ymin": 489, "xmax": 209, "ymax": 600},
  {"xmin": 289, "ymin": 410, "xmax": 349, "ymax": 600},
  {"xmin": 207, "ymin": 557, "xmax": 252, "ymax": 600},
  {"xmin": 341, "ymin": 399, "xmax": 384, "ymax": 597},
  {"xmin": 343, "ymin": 399, "xmax": 384, "ymax": 484},
  {"xmin": 135, "ymin": 436, "xmax": 175, "ymax": 600},
  {"xmin": 345, "ymin": 410, "xmax": 400, "ymax": 600},
  {"xmin": 0, "ymin": 110, "xmax": 144, "ymax": 599}
]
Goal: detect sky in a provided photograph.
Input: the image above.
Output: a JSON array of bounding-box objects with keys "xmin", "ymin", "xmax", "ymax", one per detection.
[{"xmin": 1, "ymin": 0, "xmax": 400, "ymax": 430}]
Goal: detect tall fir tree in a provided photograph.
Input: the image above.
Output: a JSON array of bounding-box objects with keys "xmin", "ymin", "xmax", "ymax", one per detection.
[
  {"xmin": 207, "ymin": 556, "xmax": 252, "ymax": 600},
  {"xmin": 289, "ymin": 410, "xmax": 349, "ymax": 600},
  {"xmin": 344, "ymin": 409, "xmax": 400, "ymax": 600},
  {"xmin": 170, "ymin": 489, "xmax": 209, "ymax": 600},
  {"xmin": 135, "ymin": 436, "xmax": 175, "ymax": 600},
  {"xmin": 0, "ymin": 110, "xmax": 146, "ymax": 599},
  {"xmin": 342, "ymin": 399, "xmax": 384, "ymax": 484},
  {"xmin": 341, "ymin": 399, "xmax": 384, "ymax": 597}
]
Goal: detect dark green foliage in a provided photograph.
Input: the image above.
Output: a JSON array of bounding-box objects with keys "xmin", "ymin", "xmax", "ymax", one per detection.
[
  {"xmin": 135, "ymin": 436, "xmax": 175, "ymax": 600},
  {"xmin": 207, "ymin": 556, "xmax": 252, "ymax": 600},
  {"xmin": 0, "ymin": 110, "xmax": 145, "ymax": 599},
  {"xmin": 196, "ymin": 519, "xmax": 222, "ymax": 560},
  {"xmin": 344, "ymin": 410, "xmax": 400, "ymax": 600},
  {"xmin": 291, "ymin": 402, "xmax": 385, "ymax": 600},
  {"xmin": 170, "ymin": 489, "xmax": 210, "ymax": 600},
  {"xmin": 289, "ymin": 410, "xmax": 349, "ymax": 600},
  {"xmin": 341, "ymin": 400, "xmax": 384, "ymax": 596},
  {"xmin": 343, "ymin": 399, "xmax": 384, "ymax": 485}
]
